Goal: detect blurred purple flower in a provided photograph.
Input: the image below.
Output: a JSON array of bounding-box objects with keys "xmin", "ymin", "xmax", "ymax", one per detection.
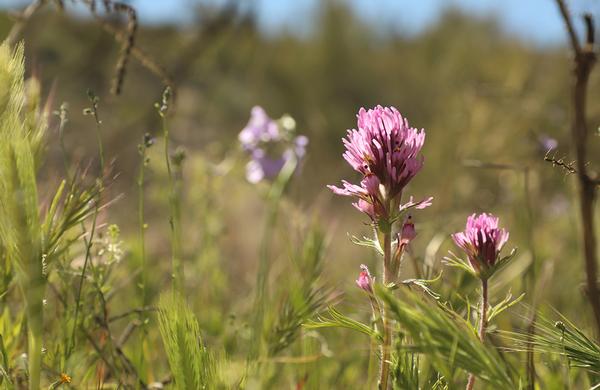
[
  {"xmin": 239, "ymin": 106, "xmax": 308, "ymax": 183},
  {"xmin": 451, "ymin": 213, "xmax": 509, "ymax": 275},
  {"xmin": 239, "ymin": 106, "xmax": 281, "ymax": 150},
  {"xmin": 328, "ymin": 105, "xmax": 430, "ymax": 221},
  {"xmin": 538, "ymin": 134, "xmax": 558, "ymax": 153}
]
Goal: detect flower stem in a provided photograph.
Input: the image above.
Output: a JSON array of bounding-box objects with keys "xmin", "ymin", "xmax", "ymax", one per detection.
[
  {"xmin": 379, "ymin": 230, "xmax": 393, "ymax": 390},
  {"xmin": 136, "ymin": 141, "xmax": 149, "ymax": 386},
  {"xmin": 25, "ymin": 278, "xmax": 44, "ymax": 390},
  {"xmin": 466, "ymin": 279, "xmax": 488, "ymax": 390},
  {"xmin": 27, "ymin": 325, "xmax": 42, "ymax": 390},
  {"xmin": 161, "ymin": 114, "xmax": 184, "ymax": 295}
]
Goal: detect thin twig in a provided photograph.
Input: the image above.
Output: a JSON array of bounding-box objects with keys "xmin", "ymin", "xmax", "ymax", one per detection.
[
  {"xmin": 110, "ymin": 2, "xmax": 138, "ymax": 95},
  {"xmin": 556, "ymin": 0, "xmax": 581, "ymax": 54},
  {"xmin": 86, "ymin": 0, "xmax": 174, "ymax": 93},
  {"xmin": 555, "ymin": 0, "xmax": 600, "ymax": 337},
  {"xmin": 5, "ymin": 0, "xmax": 46, "ymax": 47},
  {"xmin": 109, "ymin": 306, "xmax": 157, "ymax": 323},
  {"xmin": 543, "ymin": 151, "xmax": 577, "ymax": 175}
]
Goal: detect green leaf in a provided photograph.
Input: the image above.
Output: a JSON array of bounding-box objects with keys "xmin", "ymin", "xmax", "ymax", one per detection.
[
  {"xmin": 303, "ymin": 306, "xmax": 381, "ymax": 341},
  {"xmin": 349, "ymin": 234, "xmax": 383, "ymax": 256},
  {"xmin": 504, "ymin": 309, "xmax": 600, "ymax": 375},
  {"xmin": 401, "ymin": 272, "xmax": 443, "ymax": 300},
  {"xmin": 442, "ymin": 251, "xmax": 476, "ymax": 278},
  {"xmin": 487, "ymin": 291, "xmax": 525, "ymax": 323}
]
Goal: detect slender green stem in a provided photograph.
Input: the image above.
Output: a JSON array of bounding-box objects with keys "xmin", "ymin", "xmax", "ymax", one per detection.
[
  {"xmin": 379, "ymin": 230, "xmax": 393, "ymax": 390},
  {"xmin": 136, "ymin": 142, "xmax": 148, "ymax": 387},
  {"xmin": 57, "ymin": 102, "xmax": 72, "ymax": 183},
  {"xmin": 522, "ymin": 169, "xmax": 537, "ymax": 389},
  {"xmin": 24, "ymin": 270, "xmax": 44, "ymax": 390},
  {"xmin": 137, "ymin": 142, "xmax": 148, "ymax": 306},
  {"xmin": 466, "ymin": 279, "xmax": 488, "ymax": 390},
  {"xmin": 68, "ymin": 205, "xmax": 99, "ymax": 357},
  {"xmin": 27, "ymin": 322, "xmax": 42, "ymax": 390},
  {"xmin": 91, "ymin": 108, "xmax": 104, "ymax": 175},
  {"xmin": 21, "ymin": 237, "xmax": 44, "ymax": 390},
  {"xmin": 68, "ymin": 97, "xmax": 105, "ymax": 358},
  {"xmin": 161, "ymin": 114, "xmax": 184, "ymax": 294}
]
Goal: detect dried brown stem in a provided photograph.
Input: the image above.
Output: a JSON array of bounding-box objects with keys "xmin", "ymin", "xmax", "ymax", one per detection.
[
  {"xmin": 85, "ymin": 0, "xmax": 174, "ymax": 94},
  {"xmin": 543, "ymin": 151, "xmax": 577, "ymax": 175},
  {"xmin": 110, "ymin": 2, "xmax": 138, "ymax": 95},
  {"xmin": 555, "ymin": 0, "xmax": 600, "ymax": 337},
  {"xmin": 5, "ymin": 0, "xmax": 45, "ymax": 47}
]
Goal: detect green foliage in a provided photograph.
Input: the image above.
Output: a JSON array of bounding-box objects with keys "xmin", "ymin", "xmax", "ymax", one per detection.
[
  {"xmin": 304, "ymin": 306, "xmax": 380, "ymax": 341},
  {"xmin": 0, "ymin": 1, "xmax": 599, "ymax": 387},
  {"xmin": 157, "ymin": 292, "xmax": 218, "ymax": 390},
  {"xmin": 391, "ymin": 342, "xmax": 420, "ymax": 390},
  {"xmin": 41, "ymin": 176, "xmax": 102, "ymax": 264},
  {"xmin": 268, "ymin": 227, "xmax": 333, "ymax": 356},
  {"xmin": 349, "ymin": 233, "xmax": 383, "ymax": 256},
  {"xmin": 0, "ymin": 40, "xmax": 42, "ymax": 278},
  {"xmin": 0, "ymin": 39, "xmax": 46, "ymax": 390},
  {"xmin": 487, "ymin": 290, "xmax": 525, "ymax": 323},
  {"xmin": 506, "ymin": 310, "xmax": 600, "ymax": 375},
  {"xmin": 377, "ymin": 286, "xmax": 516, "ymax": 388},
  {"xmin": 444, "ymin": 248, "xmax": 517, "ymax": 281}
]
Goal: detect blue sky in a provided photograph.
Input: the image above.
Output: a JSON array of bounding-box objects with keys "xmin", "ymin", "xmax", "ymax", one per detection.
[{"xmin": 2, "ymin": 0, "xmax": 599, "ymax": 46}]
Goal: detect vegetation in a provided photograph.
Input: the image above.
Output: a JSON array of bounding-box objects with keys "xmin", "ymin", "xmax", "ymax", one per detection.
[{"xmin": 0, "ymin": 0, "xmax": 599, "ymax": 388}]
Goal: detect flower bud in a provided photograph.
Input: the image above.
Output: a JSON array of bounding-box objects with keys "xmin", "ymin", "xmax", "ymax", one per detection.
[
  {"xmin": 355, "ymin": 264, "xmax": 373, "ymax": 293},
  {"xmin": 400, "ymin": 215, "xmax": 416, "ymax": 246}
]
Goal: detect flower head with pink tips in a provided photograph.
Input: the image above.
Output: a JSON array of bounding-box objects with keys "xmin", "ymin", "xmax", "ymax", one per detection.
[
  {"xmin": 451, "ymin": 213, "xmax": 510, "ymax": 275},
  {"xmin": 328, "ymin": 105, "xmax": 431, "ymax": 222}
]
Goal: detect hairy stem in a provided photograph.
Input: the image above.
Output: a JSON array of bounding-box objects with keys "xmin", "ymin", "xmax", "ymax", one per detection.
[
  {"xmin": 379, "ymin": 230, "xmax": 393, "ymax": 390},
  {"xmin": 466, "ymin": 279, "xmax": 488, "ymax": 390}
]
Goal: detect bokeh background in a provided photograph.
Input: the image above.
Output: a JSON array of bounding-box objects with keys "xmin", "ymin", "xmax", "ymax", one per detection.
[{"xmin": 1, "ymin": 0, "xmax": 600, "ymax": 386}]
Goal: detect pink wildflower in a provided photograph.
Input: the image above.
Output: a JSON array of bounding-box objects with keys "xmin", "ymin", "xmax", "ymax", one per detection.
[
  {"xmin": 329, "ymin": 106, "xmax": 428, "ymax": 221},
  {"xmin": 451, "ymin": 213, "xmax": 509, "ymax": 274}
]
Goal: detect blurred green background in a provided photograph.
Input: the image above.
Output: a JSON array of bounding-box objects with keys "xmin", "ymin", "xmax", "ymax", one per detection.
[{"xmin": 1, "ymin": 0, "xmax": 600, "ymax": 387}]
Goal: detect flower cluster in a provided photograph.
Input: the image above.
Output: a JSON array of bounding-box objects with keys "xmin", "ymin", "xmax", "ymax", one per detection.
[
  {"xmin": 451, "ymin": 213, "xmax": 510, "ymax": 277},
  {"xmin": 239, "ymin": 106, "xmax": 308, "ymax": 183},
  {"xmin": 328, "ymin": 106, "xmax": 431, "ymax": 222},
  {"xmin": 329, "ymin": 106, "xmax": 517, "ymax": 390}
]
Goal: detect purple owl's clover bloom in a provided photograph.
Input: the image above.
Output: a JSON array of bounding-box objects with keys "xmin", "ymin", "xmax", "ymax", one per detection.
[
  {"xmin": 328, "ymin": 106, "xmax": 432, "ymax": 222},
  {"xmin": 239, "ymin": 106, "xmax": 308, "ymax": 183},
  {"xmin": 451, "ymin": 213, "xmax": 509, "ymax": 276},
  {"xmin": 399, "ymin": 215, "xmax": 417, "ymax": 246},
  {"xmin": 356, "ymin": 264, "xmax": 374, "ymax": 293}
]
